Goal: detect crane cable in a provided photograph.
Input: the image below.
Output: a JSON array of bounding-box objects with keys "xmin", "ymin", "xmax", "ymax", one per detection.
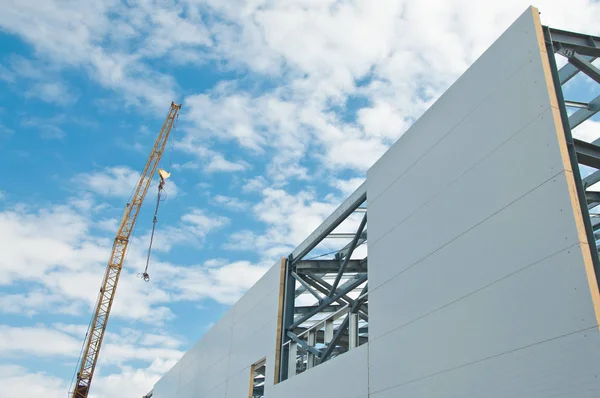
[
  {"xmin": 140, "ymin": 111, "xmax": 177, "ymax": 282},
  {"xmin": 139, "ymin": 178, "xmax": 167, "ymax": 282}
]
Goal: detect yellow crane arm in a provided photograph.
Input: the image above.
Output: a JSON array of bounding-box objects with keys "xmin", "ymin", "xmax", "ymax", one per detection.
[{"xmin": 70, "ymin": 102, "xmax": 181, "ymax": 398}]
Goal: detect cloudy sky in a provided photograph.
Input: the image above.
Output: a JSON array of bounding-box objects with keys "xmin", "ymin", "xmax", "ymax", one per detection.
[{"xmin": 1, "ymin": 0, "xmax": 599, "ymax": 397}]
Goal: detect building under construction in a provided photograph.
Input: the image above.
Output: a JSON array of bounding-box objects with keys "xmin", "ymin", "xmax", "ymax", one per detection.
[{"xmin": 146, "ymin": 7, "xmax": 600, "ymax": 398}]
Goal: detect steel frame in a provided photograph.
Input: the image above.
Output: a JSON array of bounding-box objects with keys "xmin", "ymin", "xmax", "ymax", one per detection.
[
  {"xmin": 277, "ymin": 183, "xmax": 368, "ymax": 382},
  {"xmin": 544, "ymin": 27, "xmax": 600, "ymax": 282}
]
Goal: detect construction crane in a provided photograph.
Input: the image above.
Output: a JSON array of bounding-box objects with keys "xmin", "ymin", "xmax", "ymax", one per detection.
[{"xmin": 69, "ymin": 102, "xmax": 181, "ymax": 398}]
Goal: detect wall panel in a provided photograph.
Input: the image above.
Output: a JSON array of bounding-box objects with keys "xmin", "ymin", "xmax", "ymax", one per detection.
[
  {"xmin": 151, "ymin": 7, "xmax": 600, "ymax": 398},
  {"xmin": 366, "ymin": 5, "xmax": 600, "ymax": 398}
]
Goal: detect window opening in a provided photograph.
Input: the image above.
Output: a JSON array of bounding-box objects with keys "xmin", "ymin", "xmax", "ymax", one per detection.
[{"xmin": 249, "ymin": 358, "xmax": 266, "ymax": 398}]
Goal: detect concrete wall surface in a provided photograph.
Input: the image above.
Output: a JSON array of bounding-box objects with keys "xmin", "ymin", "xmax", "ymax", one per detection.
[{"xmin": 151, "ymin": 6, "xmax": 600, "ymax": 397}]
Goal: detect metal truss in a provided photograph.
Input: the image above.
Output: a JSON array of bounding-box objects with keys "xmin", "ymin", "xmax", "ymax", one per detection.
[
  {"xmin": 544, "ymin": 27, "xmax": 600, "ymax": 282},
  {"xmin": 278, "ymin": 183, "xmax": 368, "ymax": 382}
]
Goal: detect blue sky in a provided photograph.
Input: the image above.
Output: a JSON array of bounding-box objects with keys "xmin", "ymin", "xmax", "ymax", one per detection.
[{"xmin": 1, "ymin": 1, "xmax": 599, "ymax": 397}]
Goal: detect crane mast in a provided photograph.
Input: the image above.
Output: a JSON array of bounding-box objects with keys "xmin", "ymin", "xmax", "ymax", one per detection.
[{"xmin": 70, "ymin": 102, "xmax": 181, "ymax": 398}]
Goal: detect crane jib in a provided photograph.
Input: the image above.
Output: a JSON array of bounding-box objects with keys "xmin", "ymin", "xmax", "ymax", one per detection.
[{"xmin": 69, "ymin": 102, "xmax": 181, "ymax": 398}]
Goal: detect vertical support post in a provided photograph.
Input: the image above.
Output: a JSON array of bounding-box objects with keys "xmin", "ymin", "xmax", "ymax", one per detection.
[
  {"xmin": 324, "ymin": 319, "xmax": 334, "ymax": 344},
  {"xmin": 348, "ymin": 313, "xmax": 358, "ymax": 350},
  {"xmin": 306, "ymin": 331, "xmax": 316, "ymax": 369},
  {"xmin": 288, "ymin": 342, "xmax": 297, "ymax": 377},
  {"xmin": 278, "ymin": 255, "xmax": 297, "ymax": 382}
]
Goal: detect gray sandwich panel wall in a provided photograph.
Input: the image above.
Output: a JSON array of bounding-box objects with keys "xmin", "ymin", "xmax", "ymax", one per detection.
[
  {"xmin": 367, "ymin": 5, "xmax": 600, "ymax": 398},
  {"xmin": 151, "ymin": 6, "xmax": 600, "ymax": 398}
]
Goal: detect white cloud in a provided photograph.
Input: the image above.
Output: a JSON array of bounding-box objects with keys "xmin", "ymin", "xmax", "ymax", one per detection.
[
  {"xmin": 96, "ymin": 217, "xmax": 119, "ymax": 232},
  {"xmin": 21, "ymin": 115, "xmax": 66, "ymax": 139},
  {"xmin": 572, "ymin": 120, "xmax": 600, "ymax": 143},
  {"xmin": 0, "ymin": 64, "xmax": 15, "ymax": 83},
  {"xmin": 357, "ymin": 100, "xmax": 408, "ymax": 140},
  {"xmin": 0, "ymin": 290, "xmax": 81, "ymax": 316},
  {"xmin": 180, "ymin": 208, "xmax": 230, "ymax": 238},
  {"xmin": 0, "ymin": 201, "xmax": 96, "ymax": 285},
  {"xmin": 0, "ymin": 123, "xmax": 14, "ymax": 136},
  {"xmin": 174, "ymin": 0, "xmax": 600, "ymax": 189},
  {"xmin": 206, "ymin": 153, "xmax": 248, "ymax": 172},
  {"xmin": 159, "ymin": 260, "xmax": 270, "ymax": 305},
  {"xmin": 0, "ymin": 365, "xmax": 67, "ymax": 398},
  {"xmin": 176, "ymin": 138, "xmax": 248, "ymax": 173},
  {"xmin": 140, "ymin": 333, "xmax": 182, "ymax": 349},
  {"xmin": 0, "ymin": 1, "xmax": 178, "ymax": 109},
  {"xmin": 213, "ymin": 195, "xmax": 250, "ymax": 211},
  {"xmin": 331, "ymin": 177, "xmax": 365, "ymax": 197},
  {"xmin": 0, "ymin": 197, "xmax": 250, "ymax": 324},
  {"xmin": 74, "ymin": 166, "xmax": 140, "ymax": 198},
  {"xmin": 25, "ymin": 81, "xmax": 77, "ymax": 106},
  {"xmin": 0, "ymin": 325, "xmax": 81, "ymax": 357},
  {"xmin": 225, "ymin": 187, "xmax": 338, "ymax": 259},
  {"xmin": 0, "ymin": 323, "xmax": 185, "ymax": 398},
  {"xmin": 242, "ymin": 176, "xmax": 268, "ymax": 193}
]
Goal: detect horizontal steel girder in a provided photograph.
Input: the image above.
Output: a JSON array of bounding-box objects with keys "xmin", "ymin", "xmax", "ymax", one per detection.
[
  {"xmin": 586, "ymin": 191, "xmax": 600, "ymax": 206},
  {"xmin": 291, "ymin": 327, "xmax": 369, "ymax": 346},
  {"xmin": 549, "ymin": 28, "xmax": 600, "ymax": 57},
  {"xmin": 574, "ymin": 139, "xmax": 600, "ymax": 169},
  {"xmin": 294, "ymin": 304, "xmax": 345, "ymax": 315},
  {"xmin": 569, "ymin": 94, "xmax": 600, "ymax": 129},
  {"xmin": 295, "ymin": 259, "xmax": 368, "ymax": 274}
]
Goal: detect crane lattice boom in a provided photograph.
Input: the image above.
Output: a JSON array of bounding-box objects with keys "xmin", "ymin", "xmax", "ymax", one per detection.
[{"xmin": 70, "ymin": 102, "xmax": 181, "ymax": 398}]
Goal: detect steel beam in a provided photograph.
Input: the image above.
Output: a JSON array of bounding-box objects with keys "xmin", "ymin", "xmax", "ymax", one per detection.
[
  {"xmin": 288, "ymin": 275, "xmax": 367, "ymax": 330},
  {"xmin": 320, "ymin": 315, "xmax": 349, "ymax": 362},
  {"xmin": 549, "ymin": 28, "xmax": 600, "ymax": 57},
  {"xmin": 279, "ymin": 257, "xmax": 296, "ymax": 382},
  {"xmin": 295, "ymin": 259, "xmax": 367, "ymax": 274},
  {"xmin": 569, "ymin": 94, "xmax": 600, "ymax": 129},
  {"xmin": 565, "ymin": 100, "xmax": 592, "ymax": 109},
  {"xmin": 327, "ymin": 233, "xmax": 359, "ymax": 239},
  {"xmin": 324, "ymin": 319, "xmax": 334, "ymax": 343},
  {"xmin": 584, "ymin": 169, "xmax": 600, "ymax": 189},
  {"xmin": 293, "ymin": 326, "xmax": 368, "ymax": 345},
  {"xmin": 295, "ymin": 304, "xmax": 345, "ymax": 316},
  {"xmin": 291, "ymin": 272, "xmax": 322, "ymax": 302},
  {"xmin": 558, "ymin": 55, "xmax": 596, "ymax": 84},
  {"xmin": 574, "ymin": 139, "xmax": 600, "ymax": 169},
  {"xmin": 336, "ymin": 235, "xmax": 367, "ymax": 261},
  {"xmin": 566, "ymin": 52, "xmax": 600, "ymax": 84},
  {"xmin": 330, "ymin": 213, "xmax": 367, "ymax": 296},
  {"xmin": 307, "ymin": 332, "xmax": 316, "ymax": 369},
  {"xmin": 286, "ymin": 331, "xmax": 322, "ymax": 357},
  {"xmin": 303, "ymin": 272, "xmax": 369, "ymax": 316},
  {"xmin": 302, "ymin": 273, "xmax": 353, "ymax": 306},
  {"xmin": 348, "ymin": 313, "xmax": 359, "ymax": 349},
  {"xmin": 291, "ymin": 183, "xmax": 366, "ymax": 263},
  {"xmin": 288, "ymin": 342, "xmax": 297, "ymax": 377},
  {"xmin": 586, "ymin": 191, "xmax": 600, "ymax": 205}
]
